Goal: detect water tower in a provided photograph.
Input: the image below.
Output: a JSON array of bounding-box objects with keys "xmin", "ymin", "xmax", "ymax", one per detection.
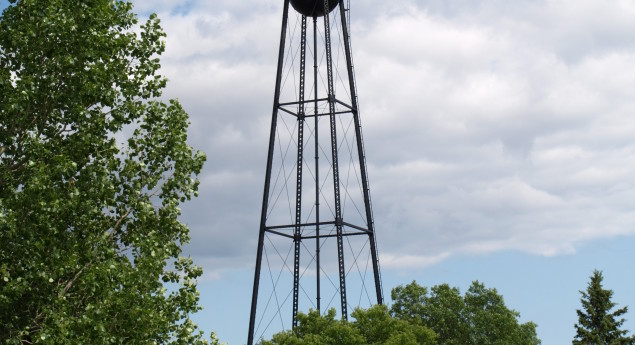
[{"xmin": 248, "ymin": 1, "xmax": 383, "ymax": 343}]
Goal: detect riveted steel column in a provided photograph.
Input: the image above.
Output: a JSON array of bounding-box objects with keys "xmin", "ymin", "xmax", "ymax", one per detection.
[
  {"xmin": 312, "ymin": 16, "xmax": 322, "ymax": 314},
  {"xmin": 337, "ymin": 0, "xmax": 384, "ymax": 305},
  {"xmin": 323, "ymin": 0, "xmax": 348, "ymax": 320},
  {"xmin": 292, "ymin": 15, "xmax": 308, "ymax": 328},
  {"xmin": 248, "ymin": 1, "xmax": 291, "ymax": 344}
]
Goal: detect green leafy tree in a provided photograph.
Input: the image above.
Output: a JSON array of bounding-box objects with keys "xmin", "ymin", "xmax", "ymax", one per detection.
[
  {"xmin": 422, "ymin": 284, "xmax": 469, "ymax": 345},
  {"xmin": 352, "ymin": 304, "xmax": 436, "ymax": 345},
  {"xmin": 390, "ymin": 278, "xmax": 429, "ymax": 324},
  {"xmin": 573, "ymin": 270, "xmax": 634, "ymax": 345},
  {"xmin": 261, "ymin": 306, "xmax": 436, "ymax": 345},
  {"xmin": 0, "ymin": 0, "xmax": 208, "ymax": 343},
  {"xmin": 391, "ymin": 281, "xmax": 541, "ymax": 345},
  {"xmin": 464, "ymin": 282, "xmax": 540, "ymax": 345},
  {"xmin": 261, "ymin": 309, "xmax": 365, "ymax": 345}
]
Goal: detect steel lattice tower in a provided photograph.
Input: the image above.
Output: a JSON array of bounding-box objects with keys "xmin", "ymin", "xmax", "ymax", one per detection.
[{"xmin": 248, "ymin": 1, "xmax": 383, "ymax": 343}]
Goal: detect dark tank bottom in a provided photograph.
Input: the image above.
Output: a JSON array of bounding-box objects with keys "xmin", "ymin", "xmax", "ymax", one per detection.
[{"xmin": 290, "ymin": 0, "xmax": 339, "ymax": 17}]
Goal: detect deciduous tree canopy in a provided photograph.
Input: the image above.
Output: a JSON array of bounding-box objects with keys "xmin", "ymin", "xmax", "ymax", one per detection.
[
  {"xmin": 0, "ymin": 0, "xmax": 210, "ymax": 343},
  {"xmin": 261, "ymin": 306, "xmax": 436, "ymax": 345},
  {"xmin": 390, "ymin": 280, "xmax": 541, "ymax": 345},
  {"xmin": 261, "ymin": 280, "xmax": 540, "ymax": 345}
]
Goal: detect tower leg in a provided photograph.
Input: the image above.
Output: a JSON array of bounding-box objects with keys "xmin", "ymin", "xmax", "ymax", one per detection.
[
  {"xmin": 248, "ymin": 1, "xmax": 291, "ymax": 344},
  {"xmin": 292, "ymin": 15, "xmax": 308, "ymax": 328},
  {"xmin": 337, "ymin": 0, "xmax": 384, "ymax": 306},
  {"xmin": 322, "ymin": 0, "xmax": 348, "ymax": 321},
  {"xmin": 312, "ymin": 16, "xmax": 322, "ymax": 314}
]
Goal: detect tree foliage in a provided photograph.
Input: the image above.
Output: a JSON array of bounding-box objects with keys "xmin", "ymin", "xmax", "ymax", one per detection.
[
  {"xmin": 353, "ymin": 305, "xmax": 436, "ymax": 345},
  {"xmin": 573, "ymin": 270, "xmax": 634, "ymax": 345},
  {"xmin": 262, "ymin": 280, "xmax": 540, "ymax": 345},
  {"xmin": 0, "ymin": 0, "xmax": 208, "ymax": 343},
  {"xmin": 391, "ymin": 281, "xmax": 541, "ymax": 345},
  {"xmin": 261, "ymin": 306, "xmax": 436, "ymax": 345}
]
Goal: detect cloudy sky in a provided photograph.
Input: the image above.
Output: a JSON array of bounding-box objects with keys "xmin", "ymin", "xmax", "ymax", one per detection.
[{"xmin": 123, "ymin": 0, "xmax": 635, "ymax": 343}]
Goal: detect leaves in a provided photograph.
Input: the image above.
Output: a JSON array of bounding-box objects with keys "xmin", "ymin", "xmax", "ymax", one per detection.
[
  {"xmin": 352, "ymin": 305, "xmax": 436, "ymax": 345},
  {"xmin": 0, "ymin": 1, "xmax": 208, "ymax": 343},
  {"xmin": 261, "ymin": 307, "xmax": 436, "ymax": 345},
  {"xmin": 390, "ymin": 281, "xmax": 541, "ymax": 345}
]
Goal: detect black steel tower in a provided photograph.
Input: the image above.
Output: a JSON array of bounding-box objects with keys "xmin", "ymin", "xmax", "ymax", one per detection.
[{"xmin": 248, "ymin": 1, "xmax": 382, "ymax": 343}]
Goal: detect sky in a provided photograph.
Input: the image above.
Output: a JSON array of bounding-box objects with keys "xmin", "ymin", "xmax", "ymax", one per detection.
[
  {"xmin": 129, "ymin": 0, "xmax": 635, "ymax": 344},
  {"xmin": 4, "ymin": 0, "xmax": 635, "ymax": 344}
]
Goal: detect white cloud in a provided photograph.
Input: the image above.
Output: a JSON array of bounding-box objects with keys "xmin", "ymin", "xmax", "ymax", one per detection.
[
  {"xmin": 143, "ymin": 0, "xmax": 635, "ymax": 276},
  {"xmin": 380, "ymin": 252, "xmax": 451, "ymax": 269}
]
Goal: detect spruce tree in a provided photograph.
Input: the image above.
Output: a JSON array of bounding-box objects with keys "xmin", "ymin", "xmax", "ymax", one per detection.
[{"xmin": 573, "ymin": 270, "xmax": 634, "ymax": 345}]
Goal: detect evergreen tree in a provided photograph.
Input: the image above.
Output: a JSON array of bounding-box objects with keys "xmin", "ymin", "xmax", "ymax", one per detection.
[{"xmin": 573, "ymin": 270, "xmax": 634, "ymax": 345}]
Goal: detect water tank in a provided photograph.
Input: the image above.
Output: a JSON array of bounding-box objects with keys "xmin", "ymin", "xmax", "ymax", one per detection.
[{"xmin": 290, "ymin": 0, "xmax": 339, "ymax": 17}]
